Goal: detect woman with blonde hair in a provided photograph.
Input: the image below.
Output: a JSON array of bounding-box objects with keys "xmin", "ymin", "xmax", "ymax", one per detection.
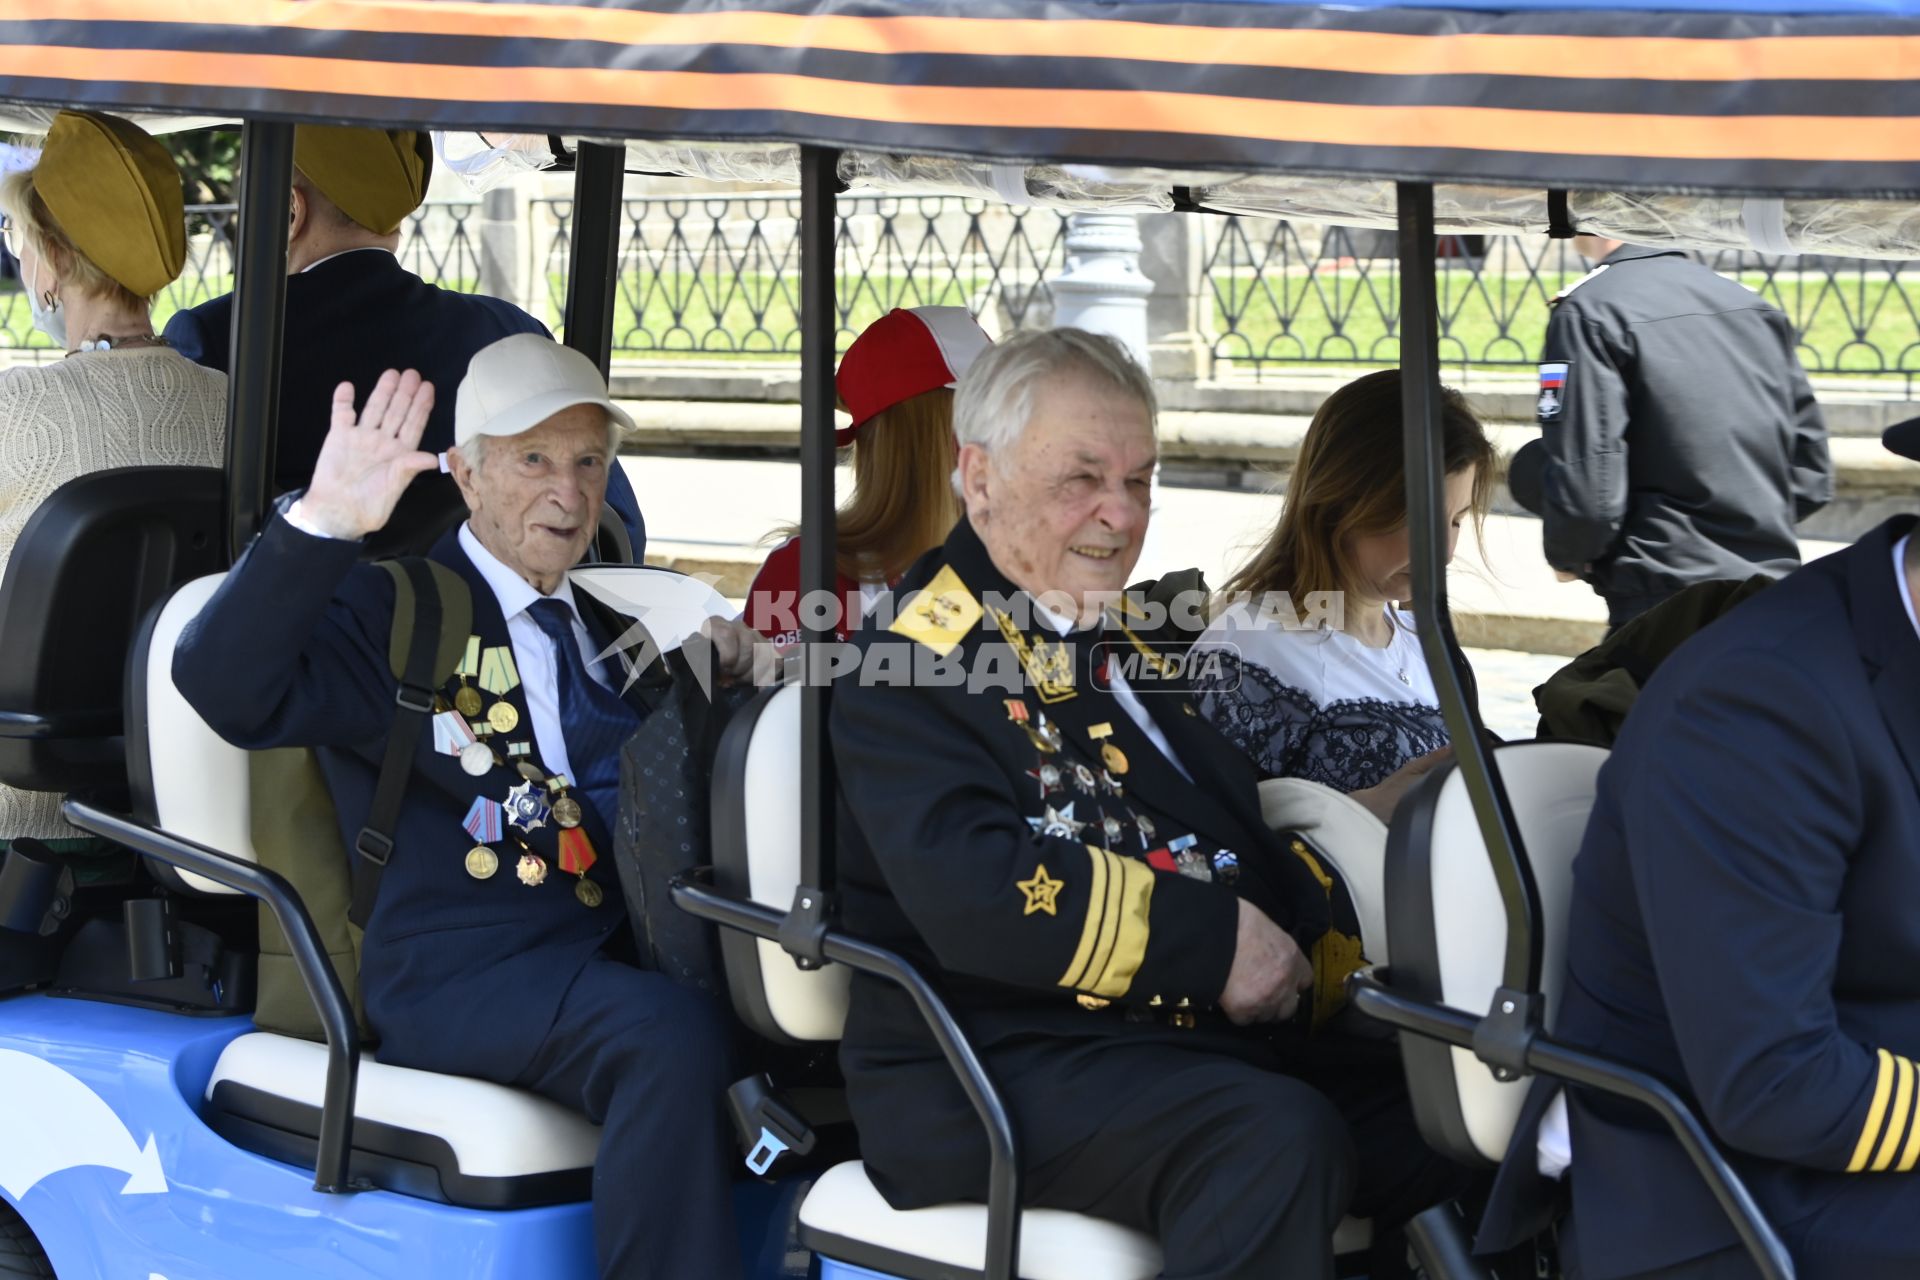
[
  {"xmin": 0, "ymin": 111, "xmax": 225, "ymax": 851},
  {"xmin": 747, "ymin": 306, "xmax": 991, "ymax": 648},
  {"xmin": 1193, "ymin": 368, "xmax": 1495, "ymax": 822}
]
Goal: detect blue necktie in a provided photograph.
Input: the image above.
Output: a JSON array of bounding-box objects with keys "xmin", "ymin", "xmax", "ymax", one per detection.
[{"xmin": 527, "ymin": 597, "xmax": 643, "ymax": 832}]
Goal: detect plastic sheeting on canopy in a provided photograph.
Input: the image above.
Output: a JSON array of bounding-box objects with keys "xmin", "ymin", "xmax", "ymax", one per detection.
[{"xmin": 0, "ymin": 0, "xmax": 1916, "ymax": 199}]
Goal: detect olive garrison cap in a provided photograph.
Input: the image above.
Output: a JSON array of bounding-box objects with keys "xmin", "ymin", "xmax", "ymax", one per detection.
[
  {"xmin": 293, "ymin": 125, "xmax": 432, "ymax": 236},
  {"xmin": 32, "ymin": 110, "xmax": 185, "ymax": 298}
]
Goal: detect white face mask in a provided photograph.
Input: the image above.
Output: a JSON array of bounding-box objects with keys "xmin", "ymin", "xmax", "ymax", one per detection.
[{"xmin": 25, "ymin": 255, "xmax": 64, "ymax": 349}]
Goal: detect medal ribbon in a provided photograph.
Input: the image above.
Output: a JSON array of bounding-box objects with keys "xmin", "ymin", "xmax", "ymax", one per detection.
[
  {"xmin": 558, "ymin": 826, "xmax": 598, "ymax": 877},
  {"xmin": 462, "ymin": 796, "xmax": 503, "ymax": 843}
]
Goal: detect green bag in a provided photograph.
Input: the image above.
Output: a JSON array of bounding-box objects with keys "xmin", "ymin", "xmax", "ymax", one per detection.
[{"xmin": 247, "ymin": 559, "xmax": 471, "ymax": 1042}]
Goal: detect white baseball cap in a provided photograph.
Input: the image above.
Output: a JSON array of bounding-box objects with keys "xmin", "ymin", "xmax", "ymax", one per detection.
[{"xmin": 454, "ymin": 333, "xmax": 637, "ymax": 447}]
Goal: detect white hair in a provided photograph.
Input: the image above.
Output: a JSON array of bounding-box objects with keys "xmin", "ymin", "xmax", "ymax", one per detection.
[{"xmin": 950, "ymin": 328, "xmax": 1157, "ymax": 494}]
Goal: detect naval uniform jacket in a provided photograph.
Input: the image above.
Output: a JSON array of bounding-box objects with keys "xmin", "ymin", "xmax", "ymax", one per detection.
[
  {"xmin": 1487, "ymin": 517, "xmax": 1920, "ymax": 1278},
  {"xmin": 163, "ymin": 248, "xmax": 647, "ymax": 555},
  {"xmin": 1535, "ymin": 246, "xmax": 1831, "ymax": 610},
  {"xmin": 173, "ymin": 513, "xmax": 670, "ymax": 1083},
  {"xmin": 831, "ymin": 520, "xmax": 1336, "ymax": 1152}
]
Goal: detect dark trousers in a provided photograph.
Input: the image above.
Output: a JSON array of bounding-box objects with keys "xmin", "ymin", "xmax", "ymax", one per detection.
[
  {"xmin": 513, "ymin": 953, "xmax": 740, "ymax": 1280},
  {"xmin": 859, "ymin": 1026, "xmax": 1467, "ymax": 1280}
]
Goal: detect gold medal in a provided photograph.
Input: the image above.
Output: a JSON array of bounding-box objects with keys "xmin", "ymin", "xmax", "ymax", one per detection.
[
  {"xmin": 488, "ymin": 701, "xmax": 520, "ymax": 734},
  {"xmin": 551, "ymin": 796, "xmax": 583, "ymax": 829},
  {"xmin": 454, "ymin": 685, "xmax": 483, "ymax": 718},
  {"xmin": 515, "ymin": 852, "xmax": 548, "ymax": 886},
  {"xmin": 1101, "ymin": 743, "xmax": 1129, "ymax": 774},
  {"xmin": 465, "ymin": 846, "xmax": 499, "ymax": 880},
  {"xmin": 575, "ymin": 877, "xmax": 604, "ymax": 908}
]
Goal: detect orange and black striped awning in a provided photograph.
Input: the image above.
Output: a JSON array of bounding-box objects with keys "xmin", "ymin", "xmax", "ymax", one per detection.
[{"xmin": 3, "ymin": 0, "xmax": 1919, "ymax": 196}]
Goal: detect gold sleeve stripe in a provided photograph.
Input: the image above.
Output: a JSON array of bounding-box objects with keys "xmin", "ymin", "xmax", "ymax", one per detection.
[
  {"xmin": 1872, "ymin": 1053, "xmax": 1916, "ymax": 1172},
  {"xmin": 1057, "ymin": 845, "xmax": 1154, "ymax": 998},
  {"xmin": 1848, "ymin": 1048, "xmax": 1897, "ymax": 1173},
  {"xmin": 1085, "ymin": 853, "xmax": 1153, "ymax": 998},
  {"xmin": 1899, "ymin": 1074, "xmax": 1920, "ymax": 1173},
  {"xmin": 1059, "ymin": 844, "xmax": 1111, "ymax": 991}
]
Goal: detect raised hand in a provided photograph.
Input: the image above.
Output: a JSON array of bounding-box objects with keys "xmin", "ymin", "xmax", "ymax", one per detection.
[{"xmin": 295, "ymin": 369, "xmax": 438, "ymax": 540}]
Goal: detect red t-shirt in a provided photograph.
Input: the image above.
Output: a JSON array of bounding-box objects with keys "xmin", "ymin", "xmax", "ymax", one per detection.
[{"xmin": 745, "ymin": 537, "xmax": 871, "ymax": 650}]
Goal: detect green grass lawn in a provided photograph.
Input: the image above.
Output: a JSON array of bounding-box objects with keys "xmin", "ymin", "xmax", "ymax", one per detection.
[{"xmin": 2, "ymin": 263, "xmax": 1911, "ymax": 377}]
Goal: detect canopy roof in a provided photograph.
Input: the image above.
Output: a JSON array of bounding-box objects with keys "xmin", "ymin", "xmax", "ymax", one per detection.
[{"xmin": 7, "ymin": 0, "xmax": 1920, "ymax": 197}]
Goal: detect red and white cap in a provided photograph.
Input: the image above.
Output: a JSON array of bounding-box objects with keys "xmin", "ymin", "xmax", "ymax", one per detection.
[{"xmin": 836, "ymin": 306, "xmax": 993, "ymax": 445}]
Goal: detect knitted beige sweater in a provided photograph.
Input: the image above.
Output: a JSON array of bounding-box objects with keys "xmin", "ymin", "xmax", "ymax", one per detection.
[{"xmin": 0, "ymin": 348, "xmax": 227, "ymax": 838}]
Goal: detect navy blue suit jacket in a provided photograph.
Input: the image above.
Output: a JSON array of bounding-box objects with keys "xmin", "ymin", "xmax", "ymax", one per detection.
[
  {"xmin": 1489, "ymin": 516, "xmax": 1920, "ymax": 1277},
  {"xmin": 173, "ymin": 515, "xmax": 668, "ymax": 1082},
  {"xmin": 163, "ymin": 249, "xmax": 645, "ymax": 556}
]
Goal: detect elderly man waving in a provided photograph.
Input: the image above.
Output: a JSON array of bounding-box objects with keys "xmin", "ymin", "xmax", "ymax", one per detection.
[
  {"xmin": 174, "ymin": 334, "xmax": 754, "ymax": 1280},
  {"xmin": 829, "ymin": 328, "xmax": 1464, "ymax": 1278}
]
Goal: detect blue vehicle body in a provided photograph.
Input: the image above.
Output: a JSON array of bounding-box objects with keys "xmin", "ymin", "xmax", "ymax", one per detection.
[{"xmin": 0, "ymin": 995, "xmax": 808, "ymax": 1279}]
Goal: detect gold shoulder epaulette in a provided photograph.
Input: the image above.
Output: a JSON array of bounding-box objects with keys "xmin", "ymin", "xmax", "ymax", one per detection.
[{"xmin": 888, "ymin": 564, "xmax": 982, "ymax": 657}]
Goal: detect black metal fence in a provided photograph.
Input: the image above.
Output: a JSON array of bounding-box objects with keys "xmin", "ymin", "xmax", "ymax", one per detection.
[{"xmin": 12, "ymin": 194, "xmax": 1913, "ymax": 391}]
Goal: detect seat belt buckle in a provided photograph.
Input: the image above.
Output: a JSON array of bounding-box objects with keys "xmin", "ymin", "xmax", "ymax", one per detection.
[
  {"xmin": 726, "ymin": 1074, "xmax": 817, "ymax": 1178},
  {"xmin": 745, "ymin": 1128, "xmax": 789, "ymax": 1177}
]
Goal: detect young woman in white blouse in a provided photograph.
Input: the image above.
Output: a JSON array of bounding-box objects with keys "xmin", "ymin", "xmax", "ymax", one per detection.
[
  {"xmin": 1194, "ymin": 369, "xmax": 1495, "ymax": 823},
  {"xmin": 0, "ymin": 111, "xmax": 226, "ymax": 854}
]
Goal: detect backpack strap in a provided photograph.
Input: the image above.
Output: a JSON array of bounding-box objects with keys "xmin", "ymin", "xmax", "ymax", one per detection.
[{"xmin": 350, "ymin": 558, "xmax": 471, "ymax": 928}]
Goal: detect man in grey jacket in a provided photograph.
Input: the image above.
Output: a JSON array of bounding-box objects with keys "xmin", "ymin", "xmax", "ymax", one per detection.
[{"xmin": 1514, "ymin": 236, "xmax": 1832, "ymax": 629}]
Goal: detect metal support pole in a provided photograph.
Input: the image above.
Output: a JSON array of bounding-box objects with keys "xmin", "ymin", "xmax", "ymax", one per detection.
[
  {"xmin": 562, "ymin": 141, "xmax": 625, "ymax": 376},
  {"xmin": 786, "ymin": 145, "xmax": 842, "ymax": 967},
  {"xmin": 223, "ymin": 120, "xmax": 293, "ymax": 563},
  {"xmin": 1394, "ymin": 183, "xmax": 1542, "ymax": 995}
]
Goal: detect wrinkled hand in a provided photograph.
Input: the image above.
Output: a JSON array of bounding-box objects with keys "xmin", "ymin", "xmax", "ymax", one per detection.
[
  {"xmin": 1350, "ymin": 745, "xmax": 1453, "ymax": 825},
  {"xmin": 297, "ymin": 370, "xmax": 438, "ymax": 540},
  {"xmin": 698, "ymin": 616, "xmax": 778, "ymax": 686},
  {"xmin": 1218, "ymin": 899, "xmax": 1315, "ymax": 1026}
]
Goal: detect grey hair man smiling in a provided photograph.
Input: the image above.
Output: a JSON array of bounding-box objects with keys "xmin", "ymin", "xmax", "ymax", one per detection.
[{"xmin": 826, "ymin": 327, "xmax": 1465, "ymax": 1278}]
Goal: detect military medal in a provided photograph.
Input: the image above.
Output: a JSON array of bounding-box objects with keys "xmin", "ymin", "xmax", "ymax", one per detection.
[
  {"xmin": 1100, "ymin": 770, "xmax": 1124, "ymax": 797},
  {"xmin": 558, "ymin": 827, "xmax": 601, "ymax": 907},
  {"xmin": 1005, "ymin": 699, "xmax": 1058, "ymax": 755},
  {"xmin": 453, "ymin": 636, "xmax": 484, "ymax": 718},
  {"xmin": 515, "ymin": 852, "xmax": 548, "ymax": 886},
  {"xmin": 1102, "ymin": 815, "xmax": 1125, "ymax": 849},
  {"xmin": 462, "ymin": 795, "xmax": 504, "ymax": 844},
  {"xmin": 479, "ymin": 645, "xmax": 521, "ymax": 696},
  {"xmin": 1169, "ymin": 834, "xmax": 1212, "ymax": 882},
  {"xmin": 465, "ymin": 846, "xmax": 499, "ymax": 880},
  {"xmin": 1026, "ymin": 802, "xmax": 1086, "ymax": 840},
  {"xmin": 1212, "ymin": 849, "xmax": 1241, "ymax": 885},
  {"xmin": 1135, "ymin": 813, "xmax": 1156, "ymax": 849},
  {"xmin": 504, "ymin": 779, "xmax": 550, "ymax": 833},
  {"xmin": 488, "ymin": 700, "xmax": 521, "ymax": 734},
  {"xmin": 1025, "ymin": 762, "xmax": 1063, "ymax": 798},
  {"xmin": 1034, "ymin": 714, "xmax": 1064, "ymax": 753},
  {"xmin": 459, "ymin": 742, "xmax": 495, "ymax": 777},
  {"xmin": 516, "ymin": 761, "xmax": 547, "ymax": 784},
  {"xmin": 1087, "ymin": 723, "xmax": 1128, "ymax": 775},
  {"xmin": 551, "ymin": 795, "xmax": 583, "ymax": 829},
  {"xmin": 1071, "ymin": 763, "xmax": 1097, "ymax": 795},
  {"xmin": 433, "ymin": 709, "xmax": 479, "ymax": 758}
]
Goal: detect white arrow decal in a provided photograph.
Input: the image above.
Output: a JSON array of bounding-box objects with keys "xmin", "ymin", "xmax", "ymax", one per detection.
[{"xmin": 0, "ymin": 1049, "xmax": 167, "ymax": 1197}]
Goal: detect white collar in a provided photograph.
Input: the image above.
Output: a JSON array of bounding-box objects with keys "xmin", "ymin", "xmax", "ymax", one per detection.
[
  {"xmin": 458, "ymin": 522, "xmax": 584, "ymax": 628},
  {"xmin": 301, "ymin": 246, "xmax": 398, "ymax": 274},
  {"xmin": 1895, "ymin": 534, "xmax": 1920, "ymax": 643}
]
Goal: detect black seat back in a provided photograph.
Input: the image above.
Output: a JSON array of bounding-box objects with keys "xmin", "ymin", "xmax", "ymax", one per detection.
[{"xmin": 0, "ymin": 466, "xmax": 224, "ymax": 797}]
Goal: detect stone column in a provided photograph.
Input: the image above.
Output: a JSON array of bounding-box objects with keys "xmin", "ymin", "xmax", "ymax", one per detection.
[
  {"xmin": 476, "ymin": 184, "xmax": 526, "ymax": 311},
  {"xmin": 1049, "ymin": 212, "xmax": 1153, "ymax": 369},
  {"xmin": 1137, "ymin": 212, "xmax": 1211, "ymax": 381}
]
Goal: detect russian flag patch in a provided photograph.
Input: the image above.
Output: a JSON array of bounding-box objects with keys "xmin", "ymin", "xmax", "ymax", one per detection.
[{"xmin": 1537, "ymin": 362, "xmax": 1569, "ymax": 420}]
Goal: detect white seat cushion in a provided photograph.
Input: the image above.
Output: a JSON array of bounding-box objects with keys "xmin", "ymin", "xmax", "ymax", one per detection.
[
  {"xmin": 206, "ymin": 1032, "xmax": 600, "ymax": 1179},
  {"xmin": 799, "ymin": 1162, "xmax": 1371, "ymax": 1278},
  {"xmin": 1258, "ymin": 777, "xmax": 1391, "ymax": 964},
  {"xmin": 799, "ymin": 1161, "xmax": 1161, "ymax": 1280}
]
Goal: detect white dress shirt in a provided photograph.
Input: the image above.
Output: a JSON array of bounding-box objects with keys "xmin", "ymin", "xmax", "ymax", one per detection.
[
  {"xmin": 458, "ymin": 524, "xmax": 617, "ymax": 787},
  {"xmin": 1895, "ymin": 534, "xmax": 1919, "ymax": 643},
  {"xmin": 1033, "ymin": 600, "xmax": 1192, "ymax": 782}
]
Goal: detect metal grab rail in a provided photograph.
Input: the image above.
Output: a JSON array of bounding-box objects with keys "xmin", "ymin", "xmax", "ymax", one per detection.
[
  {"xmin": 62, "ymin": 800, "xmax": 362, "ymax": 1195},
  {"xmin": 1347, "ymin": 969, "xmax": 1794, "ymax": 1280},
  {"xmin": 669, "ymin": 869, "xmax": 1023, "ymax": 1280}
]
